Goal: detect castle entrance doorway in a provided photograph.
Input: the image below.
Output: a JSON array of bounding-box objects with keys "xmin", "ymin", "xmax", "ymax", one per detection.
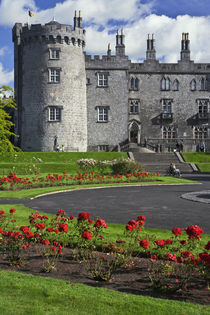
[
  {"xmin": 130, "ymin": 130, "xmax": 138, "ymax": 143},
  {"xmin": 129, "ymin": 121, "xmax": 141, "ymax": 144}
]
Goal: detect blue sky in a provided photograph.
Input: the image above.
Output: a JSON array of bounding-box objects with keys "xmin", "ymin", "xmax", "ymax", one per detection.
[{"xmin": 0, "ymin": 0, "xmax": 210, "ymax": 87}]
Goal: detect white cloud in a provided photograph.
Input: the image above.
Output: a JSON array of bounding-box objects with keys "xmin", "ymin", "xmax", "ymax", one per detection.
[
  {"xmin": 0, "ymin": 63, "xmax": 14, "ymax": 86},
  {"xmin": 0, "ymin": 0, "xmax": 36, "ymax": 26},
  {"xmin": 0, "ymin": 47, "xmax": 7, "ymax": 56},
  {"xmin": 1, "ymin": 0, "xmax": 210, "ymax": 63}
]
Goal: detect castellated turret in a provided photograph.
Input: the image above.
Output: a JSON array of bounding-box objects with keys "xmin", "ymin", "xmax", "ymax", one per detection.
[{"xmin": 12, "ymin": 11, "xmax": 87, "ymax": 152}]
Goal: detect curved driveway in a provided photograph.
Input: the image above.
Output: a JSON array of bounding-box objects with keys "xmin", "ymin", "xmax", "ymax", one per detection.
[{"xmin": 0, "ymin": 174, "xmax": 210, "ymax": 233}]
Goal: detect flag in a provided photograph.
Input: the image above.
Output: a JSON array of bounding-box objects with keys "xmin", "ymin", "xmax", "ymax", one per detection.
[{"xmin": 28, "ymin": 10, "xmax": 34, "ymax": 17}]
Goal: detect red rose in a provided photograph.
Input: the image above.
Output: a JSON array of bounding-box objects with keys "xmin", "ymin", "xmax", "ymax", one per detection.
[
  {"xmin": 9, "ymin": 208, "xmax": 16, "ymax": 213},
  {"xmin": 70, "ymin": 216, "xmax": 74, "ymax": 220},
  {"xmin": 185, "ymin": 225, "xmax": 204, "ymax": 240},
  {"xmin": 58, "ymin": 223, "xmax": 68, "ymax": 233},
  {"xmin": 151, "ymin": 254, "xmax": 157, "ymax": 260},
  {"xmin": 88, "ymin": 219, "xmax": 93, "ymax": 224},
  {"xmin": 126, "ymin": 224, "xmax": 134, "ymax": 231},
  {"xmin": 205, "ymin": 241, "xmax": 210, "ymax": 250},
  {"xmin": 46, "ymin": 228, "xmax": 54, "ymax": 232},
  {"xmin": 181, "ymin": 251, "xmax": 191, "ymax": 258},
  {"xmin": 25, "ymin": 231, "xmax": 34, "ymax": 239},
  {"xmin": 35, "ymin": 223, "xmax": 45, "ymax": 230},
  {"xmin": 20, "ymin": 226, "xmax": 30, "ymax": 233},
  {"xmin": 180, "ymin": 240, "xmax": 186, "ymax": 245},
  {"xmin": 165, "ymin": 253, "xmax": 177, "ymax": 262},
  {"xmin": 140, "ymin": 239, "xmax": 149, "ymax": 249},
  {"xmin": 0, "ymin": 210, "xmax": 5, "ymax": 215},
  {"xmin": 82, "ymin": 231, "xmax": 92, "ymax": 240},
  {"xmin": 199, "ymin": 252, "xmax": 210, "ymax": 265},
  {"xmin": 58, "ymin": 244, "xmax": 62, "ymax": 254},
  {"xmin": 137, "ymin": 215, "xmax": 146, "ymax": 221},
  {"xmin": 155, "ymin": 240, "xmax": 165, "ymax": 247},
  {"xmin": 172, "ymin": 227, "xmax": 182, "ymax": 236},
  {"xmin": 51, "ymin": 246, "xmax": 57, "ymax": 251},
  {"xmin": 34, "ymin": 233, "xmax": 41, "ymax": 239},
  {"xmin": 94, "ymin": 219, "xmax": 107, "ymax": 229},
  {"xmin": 57, "ymin": 209, "xmax": 65, "ymax": 215},
  {"xmin": 22, "ymin": 244, "xmax": 27, "ymax": 250},
  {"xmin": 78, "ymin": 212, "xmax": 91, "ymax": 221}
]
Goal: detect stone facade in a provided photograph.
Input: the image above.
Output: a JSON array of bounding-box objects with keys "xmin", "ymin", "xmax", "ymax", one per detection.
[{"xmin": 13, "ymin": 14, "xmax": 210, "ymax": 152}]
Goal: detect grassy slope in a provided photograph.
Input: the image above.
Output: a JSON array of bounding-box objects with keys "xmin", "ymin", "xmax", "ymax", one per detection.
[
  {"xmin": 182, "ymin": 153, "xmax": 210, "ymax": 172},
  {"xmin": 0, "ymin": 152, "xmax": 128, "ymax": 174},
  {"xmin": 1, "ymin": 270, "xmax": 209, "ymax": 315}
]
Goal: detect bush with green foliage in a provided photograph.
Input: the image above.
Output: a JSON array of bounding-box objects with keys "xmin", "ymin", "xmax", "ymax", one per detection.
[{"xmin": 111, "ymin": 158, "xmax": 144, "ymax": 175}]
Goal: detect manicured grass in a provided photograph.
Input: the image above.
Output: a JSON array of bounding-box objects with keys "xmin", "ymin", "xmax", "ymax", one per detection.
[
  {"xmin": 182, "ymin": 153, "xmax": 210, "ymax": 172},
  {"xmin": 182, "ymin": 153, "xmax": 210, "ymax": 163},
  {"xmin": 0, "ymin": 152, "xmax": 128, "ymax": 175},
  {"xmin": 0, "ymin": 269, "xmax": 209, "ymax": 315},
  {"xmin": 0, "ymin": 175, "xmax": 197, "ymax": 199}
]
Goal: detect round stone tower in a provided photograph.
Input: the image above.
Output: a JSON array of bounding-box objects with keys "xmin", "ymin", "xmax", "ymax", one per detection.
[{"xmin": 12, "ymin": 11, "xmax": 87, "ymax": 151}]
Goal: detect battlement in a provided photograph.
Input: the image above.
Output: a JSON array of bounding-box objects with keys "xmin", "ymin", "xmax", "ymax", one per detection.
[
  {"xmin": 129, "ymin": 60, "xmax": 210, "ymax": 74},
  {"xmin": 85, "ymin": 53, "xmax": 130, "ymax": 69},
  {"xmin": 12, "ymin": 20, "xmax": 86, "ymax": 47}
]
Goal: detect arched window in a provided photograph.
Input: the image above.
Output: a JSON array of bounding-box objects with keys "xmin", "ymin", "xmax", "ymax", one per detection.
[
  {"xmin": 64, "ymin": 36, "xmax": 69, "ymax": 44},
  {"xmin": 190, "ymin": 79, "xmax": 196, "ymax": 91},
  {"xmin": 200, "ymin": 77, "xmax": 206, "ymax": 91},
  {"xmin": 161, "ymin": 77, "xmax": 170, "ymax": 90},
  {"xmin": 130, "ymin": 77, "xmax": 139, "ymax": 90},
  {"xmin": 173, "ymin": 79, "xmax": 179, "ymax": 91},
  {"xmin": 135, "ymin": 78, "xmax": 139, "ymax": 90}
]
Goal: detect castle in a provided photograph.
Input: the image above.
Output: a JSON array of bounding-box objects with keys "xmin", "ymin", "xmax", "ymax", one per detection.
[{"xmin": 13, "ymin": 11, "xmax": 210, "ymax": 152}]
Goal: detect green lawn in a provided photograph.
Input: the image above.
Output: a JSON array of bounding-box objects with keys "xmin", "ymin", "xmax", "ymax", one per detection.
[
  {"xmin": 182, "ymin": 153, "xmax": 210, "ymax": 172},
  {"xmin": 0, "ymin": 270, "xmax": 209, "ymax": 315},
  {"xmin": 0, "ymin": 152, "xmax": 128, "ymax": 175}
]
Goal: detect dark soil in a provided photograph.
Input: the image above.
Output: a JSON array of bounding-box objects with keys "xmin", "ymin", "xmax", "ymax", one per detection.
[{"xmin": 0, "ymin": 246, "xmax": 209, "ymax": 306}]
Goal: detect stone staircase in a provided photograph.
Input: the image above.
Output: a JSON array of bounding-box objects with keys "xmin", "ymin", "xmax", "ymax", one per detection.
[{"xmin": 132, "ymin": 152, "xmax": 193, "ymax": 174}]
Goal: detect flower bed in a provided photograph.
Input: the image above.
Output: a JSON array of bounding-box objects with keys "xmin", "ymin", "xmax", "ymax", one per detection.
[
  {"xmin": 0, "ymin": 207, "xmax": 209, "ymax": 305},
  {"xmin": 0, "ymin": 171, "xmax": 160, "ymax": 190}
]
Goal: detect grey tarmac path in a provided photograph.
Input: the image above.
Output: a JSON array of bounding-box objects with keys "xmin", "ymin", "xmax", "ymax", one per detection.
[{"xmin": 0, "ymin": 174, "xmax": 210, "ymax": 233}]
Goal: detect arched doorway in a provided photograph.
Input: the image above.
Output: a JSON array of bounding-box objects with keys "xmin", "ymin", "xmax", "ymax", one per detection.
[{"xmin": 129, "ymin": 121, "xmax": 141, "ymax": 144}]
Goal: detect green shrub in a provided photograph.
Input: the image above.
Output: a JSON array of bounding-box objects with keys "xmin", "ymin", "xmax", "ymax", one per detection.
[{"xmin": 111, "ymin": 158, "xmax": 144, "ymax": 175}]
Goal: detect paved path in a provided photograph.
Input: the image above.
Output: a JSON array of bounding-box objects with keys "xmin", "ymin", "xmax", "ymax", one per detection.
[{"xmin": 0, "ymin": 174, "xmax": 210, "ymax": 233}]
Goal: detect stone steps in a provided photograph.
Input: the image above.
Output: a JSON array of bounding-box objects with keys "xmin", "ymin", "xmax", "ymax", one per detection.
[{"xmin": 132, "ymin": 152, "xmax": 193, "ymax": 174}]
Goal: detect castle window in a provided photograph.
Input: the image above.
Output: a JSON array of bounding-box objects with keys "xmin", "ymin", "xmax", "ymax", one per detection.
[
  {"xmin": 194, "ymin": 126, "xmax": 208, "ymax": 139},
  {"xmin": 130, "ymin": 77, "xmax": 139, "ymax": 90},
  {"xmin": 98, "ymin": 73, "xmax": 108, "ymax": 87},
  {"xmin": 200, "ymin": 77, "xmax": 206, "ymax": 91},
  {"xmin": 197, "ymin": 99, "xmax": 209, "ymax": 118},
  {"xmin": 98, "ymin": 145, "xmax": 109, "ymax": 152},
  {"xmin": 161, "ymin": 77, "xmax": 170, "ymax": 91},
  {"xmin": 48, "ymin": 107, "xmax": 61, "ymax": 122},
  {"xmin": 162, "ymin": 126, "xmax": 177, "ymax": 139},
  {"xmin": 49, "ymin": 49, "xmax": 60, "ymax": 60},
  {"xmin": 162, "ymin": 99, "xmax": 172, "ymax": 113},
  {"xmin": 129, "ymin": 99, "xmax": 139, "ymax": 114},
  {"xmin": 49, "ymin": 68, "xmax": 60, "ymax": 83},
  {"xmin": 97, "ymin": 107, "xmax": 109, "ymax": 122},
  {"xmin": 173, "ymin": 79, "xmax": 179, "ymax": 91},
  {"xmin": 190, "ymin": 79, "xmax": 196, "ymax": 91}
]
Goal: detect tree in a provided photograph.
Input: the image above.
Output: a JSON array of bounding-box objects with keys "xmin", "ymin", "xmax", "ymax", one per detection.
[{"xmin": 0, "ymin": 85, "xmax": 20, "ymax": 154}]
